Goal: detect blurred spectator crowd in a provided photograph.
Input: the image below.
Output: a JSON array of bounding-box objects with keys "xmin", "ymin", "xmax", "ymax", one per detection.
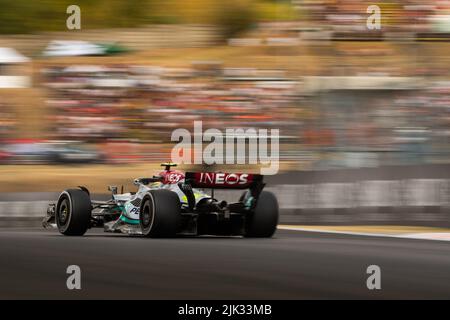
[
  {"xmin": 34, "ymin": 61, "xmax": 450, "ymax": 168},
  {"xmin": 39, "ymin": 64, "xmax": 300, "ymax": 164},
  {"xmin": 294, "ymin": 0, "xmax": 450, "ymax": 34},
  {"xmin": 43, "ymin": 64, "xmax": 298, "ymax": 142},
  {"xmin": 0, "ymin": 1, "xmax": 450, "ymax": 169}
]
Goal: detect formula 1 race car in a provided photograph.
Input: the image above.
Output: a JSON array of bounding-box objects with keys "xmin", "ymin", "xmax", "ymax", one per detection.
[{"xmin": 43, "ymin": 163, "xmax": 279, "ymax": 237}]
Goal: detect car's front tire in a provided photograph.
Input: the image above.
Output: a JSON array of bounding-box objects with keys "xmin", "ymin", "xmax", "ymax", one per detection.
[
  {"xmin": 56, "ymin": 189, "xmax": 91, "ymax": 236},
  {"xmin": 245, "ymin": 191, "xmax": 279, "ymax": 238},
  {"xmin": 140, "ymin": 189, "xmax": 181, "ymax": 237}
]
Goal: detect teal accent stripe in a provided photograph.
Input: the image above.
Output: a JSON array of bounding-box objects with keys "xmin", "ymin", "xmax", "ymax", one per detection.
[
  {"xmin": 120, "ymin": 215, "xmax": 140, "ymax": 225},
  {"xmin": 116, "ymin": 204, "xmax": 140, "ymax": 225}
]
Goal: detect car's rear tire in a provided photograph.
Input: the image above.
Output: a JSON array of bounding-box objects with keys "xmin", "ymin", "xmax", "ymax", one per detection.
[
  {"xmin": 56, "ymin": 189, "xmax": 91, "ymax": 236},
  {"xmin": 140, "ymin": 189, "xmax": 181, "ymax": 237},
  {"xmin": 245, "ymin": 191, "xmax": 278, "ymax": 238}
]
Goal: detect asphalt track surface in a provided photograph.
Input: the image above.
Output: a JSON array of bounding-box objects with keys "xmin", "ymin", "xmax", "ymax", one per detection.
[{"xmin": 0, "ymin": 228, "xmax": 449, "ymax": 299}]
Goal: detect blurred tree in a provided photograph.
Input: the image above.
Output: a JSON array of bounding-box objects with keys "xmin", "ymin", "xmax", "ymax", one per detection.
[
  {"xmin": 214, "ymin": 1, "xmax": 258, "ymax": 40},
  {"xmin": 0, "ymin": 0, "xmax": 153, "ymax": 33},
  {"xmin": 256, "ymin": 0, "xmax": 300, "ymax": 22},
  {"xmin": 0, "ymin": 0, "xmax": 296, "ymax": 36}
]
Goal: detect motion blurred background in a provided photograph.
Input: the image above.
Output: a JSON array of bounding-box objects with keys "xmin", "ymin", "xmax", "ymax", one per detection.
[{"xmin": 0, "ymin": 0, "xmax": 449, "ymax": 226}]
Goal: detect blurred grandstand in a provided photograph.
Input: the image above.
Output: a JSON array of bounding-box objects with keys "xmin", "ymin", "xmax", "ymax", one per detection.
[{"xmin": 0, "ymin": 0, "xmax": 449, "ymax": 171}]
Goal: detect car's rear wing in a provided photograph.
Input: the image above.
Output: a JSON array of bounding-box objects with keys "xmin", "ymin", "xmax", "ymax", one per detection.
[
  {"xmin": 181, "ymin": 172, "xmax": 265, "ymax": 211},
  {"xmin": 185, "ymin": 172, "xmax": 263, "ymax": 189}
]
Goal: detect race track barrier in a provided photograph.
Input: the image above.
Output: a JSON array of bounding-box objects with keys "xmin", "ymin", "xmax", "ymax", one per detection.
[{"xmin": 0, "ymin": 178, "xmax": 448, "ymax": 227}]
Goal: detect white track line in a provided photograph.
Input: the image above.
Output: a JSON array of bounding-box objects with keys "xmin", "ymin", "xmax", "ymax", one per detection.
[{"xmin": 277, "ymin": 226, "xmax": 450, "ymax": 242}]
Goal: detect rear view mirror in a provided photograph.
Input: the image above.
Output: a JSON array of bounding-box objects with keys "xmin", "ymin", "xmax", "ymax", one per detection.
[{"xmin": 108, "ymin": 185, "xmax": 118, "ymax": 194}]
